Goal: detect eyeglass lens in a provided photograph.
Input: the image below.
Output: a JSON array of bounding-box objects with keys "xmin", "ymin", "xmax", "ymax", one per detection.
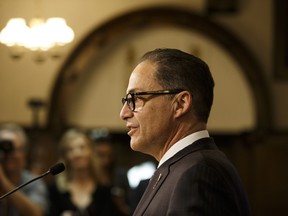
[{"xmin": 122, "ymin": 93, "xmax": 135, "ymax": 111}]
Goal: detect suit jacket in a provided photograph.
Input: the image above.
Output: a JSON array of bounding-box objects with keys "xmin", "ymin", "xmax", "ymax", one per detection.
[{"xmin": 133, "ymin": 137, "xmax": 251, "ymax": 216}]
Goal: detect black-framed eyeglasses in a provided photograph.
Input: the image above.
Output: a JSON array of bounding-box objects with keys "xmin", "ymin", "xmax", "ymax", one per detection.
[{"xmin": 121, "ymin": 89, "xmax": 184, "ymax": 111}]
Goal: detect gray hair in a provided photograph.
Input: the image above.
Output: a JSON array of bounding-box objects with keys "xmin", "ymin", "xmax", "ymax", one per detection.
[{"xmin": 0, "ymin": 123, "xmax": 28, "ymax": 147}]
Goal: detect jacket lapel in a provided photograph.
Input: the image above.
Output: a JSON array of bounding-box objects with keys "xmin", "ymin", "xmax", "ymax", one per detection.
[
  {"xmin": 132, "ymin": 137, "xmax": 217, "ymax": 215},
  {"xmin": 133, "ymin": 164, "xmax": 169, "ymax": 215}
]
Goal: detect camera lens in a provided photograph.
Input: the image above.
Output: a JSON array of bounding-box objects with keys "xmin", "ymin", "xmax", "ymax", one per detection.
[{"xmin": 0, "ymin": 140, "xmax": 14, "ymax": 152}]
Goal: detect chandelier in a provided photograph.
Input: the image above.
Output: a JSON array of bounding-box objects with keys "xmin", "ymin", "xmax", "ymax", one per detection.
[{"xmin": 0, "ymin": 17, "xmax": 74, "ymax": 60}]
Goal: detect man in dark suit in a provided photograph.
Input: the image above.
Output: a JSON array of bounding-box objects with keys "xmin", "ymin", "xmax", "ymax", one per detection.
[{"xmin": 120, "ymin": 48, "xmax": 250, "ymax": 216}]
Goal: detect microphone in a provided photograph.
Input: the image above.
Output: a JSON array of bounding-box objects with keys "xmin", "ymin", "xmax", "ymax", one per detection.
[
  {"xmin": 0, "ymin": 162, "xmax": 65, "ymax": 200},
  {"xmin": 49, "ymin": 162, "xmax": 65, "ymax": 176}
]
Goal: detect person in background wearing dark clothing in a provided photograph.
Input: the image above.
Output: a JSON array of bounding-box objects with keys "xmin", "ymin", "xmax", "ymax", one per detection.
[
  {"xmin": 129, "ymin": 178, "xmax": 149, "ymax": 212},
  {"xmin": 0, "ymin": 123, "xmax": 47, "ymax": 216},
  {"xmin": 47, "ymin": 128, "xmax": 119, "ymax": 216},
  {"xmin": 92, "ymin": 133, "xmax": 131, "ymax": 216},
  {"xmin": 120, "ymin": 48, "xmax": 251, "ymax": 216}
]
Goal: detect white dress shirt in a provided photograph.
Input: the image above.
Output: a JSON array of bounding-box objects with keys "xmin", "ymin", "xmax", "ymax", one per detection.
[{"xmin": 158, "ymin": 130, "xmax": 209, "ymax": 168}]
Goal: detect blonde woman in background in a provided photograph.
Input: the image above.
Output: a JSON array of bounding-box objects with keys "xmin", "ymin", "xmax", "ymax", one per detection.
[{"xmin": 47, "ymin": 128, "xmax": 119, "ymax": 216}]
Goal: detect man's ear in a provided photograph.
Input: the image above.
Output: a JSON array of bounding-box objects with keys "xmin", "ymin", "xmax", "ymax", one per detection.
[{"xmin": 173, "ymin": 91, "xmax": 192, "ymax": 118}]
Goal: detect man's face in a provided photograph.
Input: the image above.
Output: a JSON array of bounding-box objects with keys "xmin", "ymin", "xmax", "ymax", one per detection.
[
  {"xmin": 120, "ymin": 61, "xmax": 175, "ymax": 160},
  {"xmin": 94, "ymin": 143, "xmax": 114, "ymax": 170},
  {"xmin": 1, "ymin": 131, "xmax": 26, "ymax": 176}
]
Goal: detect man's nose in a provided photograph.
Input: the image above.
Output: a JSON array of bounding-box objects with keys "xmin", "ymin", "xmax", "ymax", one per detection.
[{"xmin": 120, "ymin": 103, "xmax": 132, "ymax": 120}]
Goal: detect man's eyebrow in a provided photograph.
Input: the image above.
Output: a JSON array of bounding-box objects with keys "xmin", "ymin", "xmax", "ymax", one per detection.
[{"xmin": 128, "ymin": 88, "xmax": 143, "ymax": 93}]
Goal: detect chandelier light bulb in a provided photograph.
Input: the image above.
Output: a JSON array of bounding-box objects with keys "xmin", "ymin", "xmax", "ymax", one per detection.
[
  {"xmin": 25, "ymin": 18, "xmax": 54, "ymax": 51},
  {"xmin": 46, "ymin": 17, "xmax": 75, "ymax": 46},
  {"xmin": 0, "ymin": 18, "xmax": 30, "ymax": 47}
]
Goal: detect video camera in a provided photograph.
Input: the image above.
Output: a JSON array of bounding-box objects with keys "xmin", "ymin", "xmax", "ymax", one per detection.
[{"xmin": 0, "ymin": 140, "xmax": 14, "ymax": 162}]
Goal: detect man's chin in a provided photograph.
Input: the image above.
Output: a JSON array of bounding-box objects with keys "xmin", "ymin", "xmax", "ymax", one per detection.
[
  {"xmin": 130, "ymin": 139, "xmax": 141, "ymax": 152},
  {"xmin": 130, "ymin": 141, "xmax": 137, "ymax": 151}
]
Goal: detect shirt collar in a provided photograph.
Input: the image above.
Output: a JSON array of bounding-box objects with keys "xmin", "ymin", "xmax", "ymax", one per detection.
[{"xmin": 158, "ymin": 130, "xmax": 209, "ymax": 168}]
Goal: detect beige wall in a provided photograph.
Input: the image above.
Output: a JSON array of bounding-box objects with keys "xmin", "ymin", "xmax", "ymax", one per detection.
[
  {"xmin": 0, "ymin": 0, "xmax": 287, "ymax": 130},
  {"xmin": 212, "ymin": 0, "xmax": 288, "ymax": 129},
  {"xmin": 66, "ymin": 27, "xmax": 256, "ymax": 132},
  {"xmin": 0, "ymin": 0, "xmax": 204, "ymax": 127}
]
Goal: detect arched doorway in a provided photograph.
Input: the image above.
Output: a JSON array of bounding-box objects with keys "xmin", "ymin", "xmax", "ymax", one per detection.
[{"xmin": 47, "ymin": 7, "xmax": 271, "ymax": 135}]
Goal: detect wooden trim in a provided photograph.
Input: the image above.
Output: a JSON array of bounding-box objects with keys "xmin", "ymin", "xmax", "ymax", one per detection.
[{"xmin": 274, "ymin": 0, "xmax": 288, "ymax": 80}]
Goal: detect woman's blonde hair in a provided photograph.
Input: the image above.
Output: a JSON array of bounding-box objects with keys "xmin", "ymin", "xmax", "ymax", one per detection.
[{"xmin": 56, "ymin": 128, "xmax": 102, "ymax": 191}]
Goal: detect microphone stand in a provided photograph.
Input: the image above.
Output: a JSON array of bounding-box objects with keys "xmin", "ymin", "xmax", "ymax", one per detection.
[{"xmin": 0, "ymin": 170, "xmax": 50, "ymax": 200}]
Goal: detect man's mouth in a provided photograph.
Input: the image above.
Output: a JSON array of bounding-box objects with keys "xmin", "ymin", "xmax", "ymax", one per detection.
[{"xmin": 127, "ymin": 125, "xmax": 138, "ymax": 136}]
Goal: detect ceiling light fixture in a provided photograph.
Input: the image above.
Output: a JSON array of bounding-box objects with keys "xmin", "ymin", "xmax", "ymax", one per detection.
[{"xmin": 0, "ymin": 17, "xmax": 74, "ymax": 61}]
